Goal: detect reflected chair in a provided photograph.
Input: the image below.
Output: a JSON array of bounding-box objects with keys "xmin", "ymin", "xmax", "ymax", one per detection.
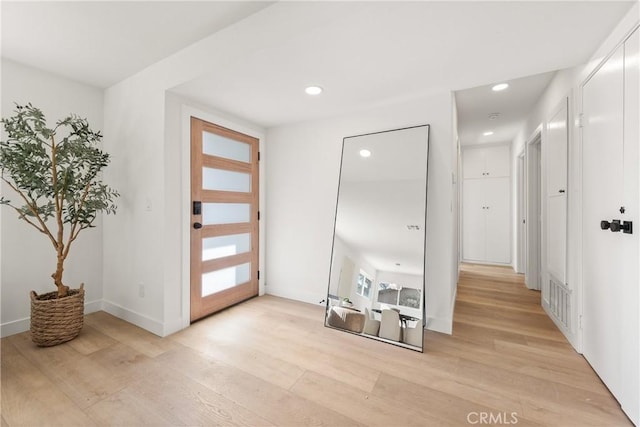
[
  {"xmin": 402, "ymin": 322, "xmax": 423, "ymax": 347},
  {"xmin": 378, "ymin": 309, "xmax": 401, "ymax": 341},
  {"xmin": 363, "ymin": 307, "xmax": 381, "ymax": 336}
]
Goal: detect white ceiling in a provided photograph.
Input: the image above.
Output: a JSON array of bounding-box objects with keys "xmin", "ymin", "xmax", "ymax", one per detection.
[
  {"xmin": 2, "ymin": 1, "xmax": 635, "ymax": 128},
  {"xmin": 169, "ymin": 1, "xmax": 635, "ymax": 127},
  {"xmin": 1, "ymin": 1, "xmax": 273, "ymax": 88},
  {"xmin": 455, "ymin": 71, "xmax": 557, "ymax": 146}
]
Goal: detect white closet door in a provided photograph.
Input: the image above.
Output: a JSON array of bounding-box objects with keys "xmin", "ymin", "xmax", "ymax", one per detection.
[
  {"xmin": 582, "ymin": 34, "xmax": 639, "ymax": 424},
  {"xmin": 546, "ymin": 98, "xmax": 568, "ymax": 284},
  {"xmin": 484, "ymin": 145, "xmax": 511, "ymax": 178},
  {"xmin": 484, "ymin": 177, "xmax": 511, "ymax": 263},
  {"xmin": 619, "ymin": 28, "xmax": 639, "ymax": 424},
  {"xmin": 462, "ymin": 179, "xmax": 486, "ymax": 261},
  {"xmin": 462, "ymin": 148, "xmax": 486, "ymax": 179}
]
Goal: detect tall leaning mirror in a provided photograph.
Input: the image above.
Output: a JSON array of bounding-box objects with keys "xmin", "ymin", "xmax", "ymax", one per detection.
[{"xmin": 325, "ymin": 125, "xmax": 429, "ymax": 352}]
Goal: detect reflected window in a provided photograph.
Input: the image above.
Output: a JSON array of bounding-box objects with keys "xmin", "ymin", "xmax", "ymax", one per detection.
[
  {"xmin": 378, "ymin": 283, "xmax": 421, "ymax": 309},
  {"xmin": 377, "ymin": 282, "xmax": 399, "ymax": 304},
  {"xmin": 356, "ymin": 271, "xmax": 372, "ymax": 298},
  {"xmin": 399, "ymin": 287, "xmax": 421, "ymax": 309}
]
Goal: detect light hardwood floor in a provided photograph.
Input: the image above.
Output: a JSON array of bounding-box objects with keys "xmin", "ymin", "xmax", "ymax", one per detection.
[{"xmin": 1, "ymin": 264, "xmax": 631, "ymax": 426}]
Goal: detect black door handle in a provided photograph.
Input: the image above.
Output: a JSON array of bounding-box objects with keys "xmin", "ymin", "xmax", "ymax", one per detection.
[
  {"xmin": 601, "ymin": 220, "xmax": 621, "ymax": 231},
  {"xmin": 610, "ymin": 220, "xmax": 622, "ymax": 232},
  {"xmin": 601, "ymin": 219, "xmax": 633, "ymax": 234},
  {"xmin": 559, "ymin": 189, "xmax": 566, "ymax": 193},
  {"xmin": 193, "ymin": 222, "xmax": 203, "ymax": 230}
]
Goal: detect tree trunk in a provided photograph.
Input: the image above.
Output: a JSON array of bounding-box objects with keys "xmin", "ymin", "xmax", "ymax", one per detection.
[{"xmin": 52, "ymin": 252, "xmax": 69, "ymax": 298}]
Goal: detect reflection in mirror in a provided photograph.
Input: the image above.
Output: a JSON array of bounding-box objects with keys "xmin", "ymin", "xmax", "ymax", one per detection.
[{"xmin": 325, "ymin": 125, "xmax": 429, "ymax": 351}]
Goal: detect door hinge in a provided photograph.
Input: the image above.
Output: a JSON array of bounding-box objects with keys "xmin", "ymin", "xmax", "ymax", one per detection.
[
  {"xmin": 258, "ymin": 151, "xmax": 261, "ymax": 161},
  {"xmin": 257, "ymin": 270, "xmax": 260, "ymax": 280},
  {"xmin": 577, "ymin": 113, "xmax": 584, "ymax": 128},
  {"xmin": 258, "ymin": 211, "xmax": 260, "ymax": 220}
]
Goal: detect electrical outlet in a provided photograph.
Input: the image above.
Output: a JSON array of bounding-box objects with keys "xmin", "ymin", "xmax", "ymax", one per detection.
[{"xmin": 138, "ymin": 283, "xmax": 145, "ymax": 298}]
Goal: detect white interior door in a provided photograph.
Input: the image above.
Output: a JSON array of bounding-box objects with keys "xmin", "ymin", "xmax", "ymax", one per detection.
[
  {"xmin": 462, "ymin": 179, "xmax": 486, "ymax": 261},
  {"xmin": 337, "ymin": 256, "xmax": 355, "ymax": 300},
  {"xmin": 484, "ymin": 177, "xmax": 510, "ymax": 264},
  {"xmin": 546, "ymin": 98, "xmax": 568, "ymax": 285},
  {"xmin": 582, "ymin": 29, "xmax": 639, "ymax": 424}
]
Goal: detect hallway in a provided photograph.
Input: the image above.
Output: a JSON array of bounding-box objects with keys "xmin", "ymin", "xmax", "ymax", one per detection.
[
  {"xmin": 1, "ymin": 264, "xmax": 632, "ymax": 426},
  {"xmin": 427, "ymin": 263, "xmax": 630, "ymax": 425}
]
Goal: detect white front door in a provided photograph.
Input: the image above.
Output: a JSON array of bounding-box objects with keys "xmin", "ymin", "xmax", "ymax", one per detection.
[{"xmin": 582, "ymin": 28, "xmax": 639, "ymax": 424}]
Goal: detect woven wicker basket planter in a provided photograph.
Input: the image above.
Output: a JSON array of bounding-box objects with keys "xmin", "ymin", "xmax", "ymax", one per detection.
[{"xmin": 30, "ymin": 283, "xmax": 84, "ymax": 347}]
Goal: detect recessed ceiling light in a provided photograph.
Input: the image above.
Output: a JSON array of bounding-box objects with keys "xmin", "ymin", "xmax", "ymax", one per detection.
[
  {"xmin": 492, "ymin": 83, "xmax": 509, "ymax": 92},
  {"xmin": 305, "ymin": 86, "xmax": 323, "ymax": 95},
  {"xmin": 359, "ymin": 149, "xmax": 371, "ymax": 158},
  {"xmin": 483, "ymin": 131, "xmax": 494, "ymax": 136}
]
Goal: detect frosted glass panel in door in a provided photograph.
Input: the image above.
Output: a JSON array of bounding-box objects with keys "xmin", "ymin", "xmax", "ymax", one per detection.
[
  {"xmin": 202, "ymin": 233, "xmax": 251, "ymax": 261},
  {"xmin": 202, "ymin": 263, "xmax": 251, "ymax": 296},
  {"xmin": 202, "ymin": 203, "xmax": 251, "ymax": 225},
  {"xmin": 202, "ymin": 167, "xmax": 251, "ymax": 192},
  {"xmin": 203, "ymin": 131, "xmax": 251, "ymax": 162}
]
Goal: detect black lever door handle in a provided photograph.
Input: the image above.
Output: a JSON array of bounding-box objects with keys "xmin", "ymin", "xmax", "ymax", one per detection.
[
  {"xmin": 193, "ymin": 222, "xmax": 203, "ymax": 230},
  {"xmin": 601, "ymin": 220, "xmax": 611, "ymax": 230},
  {"xmin": 559, "ymin": 189, "xmax": 566, "ymax": 193}
]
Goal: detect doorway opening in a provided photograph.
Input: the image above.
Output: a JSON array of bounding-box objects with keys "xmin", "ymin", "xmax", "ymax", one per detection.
[
  {"xmin": 516, "ymin": 151, "xmax": 526, "ymax": 274},
  {"xmin": 525, "ymin": 131, "xmax": 542, "ymax": 290}
]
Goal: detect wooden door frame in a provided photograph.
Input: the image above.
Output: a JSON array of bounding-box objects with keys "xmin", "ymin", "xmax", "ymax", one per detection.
[{"xmin": 180, "ymin": 105, "xmax": 266, "ymax": 330}]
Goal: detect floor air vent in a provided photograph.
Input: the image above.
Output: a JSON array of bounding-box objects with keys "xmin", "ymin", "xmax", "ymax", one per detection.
[{"xmin": 549, "ymin": 277, "xmax": 571, "ymax": 330}]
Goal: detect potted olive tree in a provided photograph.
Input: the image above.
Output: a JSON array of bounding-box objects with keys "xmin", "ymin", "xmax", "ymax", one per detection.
[{"xmin": 0, "ymin": 104, "xmax": 118, "ymax": 346}]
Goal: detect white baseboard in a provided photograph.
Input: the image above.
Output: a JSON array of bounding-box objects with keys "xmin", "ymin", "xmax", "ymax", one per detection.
[
  {"xmin": 100, "ymin": 300, "xmax": 164, "ymax": 337},
  {"xmin": 1, "ymin": 317, "xmax": 30, "ymax": 338},
  {"xmin": 1, "ymin": 298, "xmax": 106, "ymax": 338},
  {"xmin": 542, "ymin": 300, "xmax": 580, "ymax": 352},
  {"xmin": 162, "ymin": 317, "xmax": 187, "ymax": 337},
  {"xmin": 426, "ymin": 315, "xmax": 453, "ymax": 334},
  {"xmin": 85, "ymin": 299, "xmax": 103, "ymax": 314}
]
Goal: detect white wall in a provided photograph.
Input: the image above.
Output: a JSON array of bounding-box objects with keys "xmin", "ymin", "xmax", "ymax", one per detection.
[
  {"xmin": 510, "ymin": 3, "xmax": 640, "ymax": 350},
  {"xmin": 328, "ymin": 235, "xmax": 378, "ymax": 312},
  {"xmin": 266, "ymin": 91, "xmax": 457, "ymax": 334},
  {"xmin": 102, "ymin": 74, "xmax": 167, "ymax": 334},
  {"xmin": 1, "ymin": 59, "xmax": 104, "ymax": 336},
  {"xmin": 100, "ymin": 1, "xmax": 362, "ymax": 336}
]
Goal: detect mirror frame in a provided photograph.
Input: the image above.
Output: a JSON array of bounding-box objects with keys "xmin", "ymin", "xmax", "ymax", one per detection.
[{"xmin": 324, "ymin": 124, "xmax": 430, "ymax": 352}]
